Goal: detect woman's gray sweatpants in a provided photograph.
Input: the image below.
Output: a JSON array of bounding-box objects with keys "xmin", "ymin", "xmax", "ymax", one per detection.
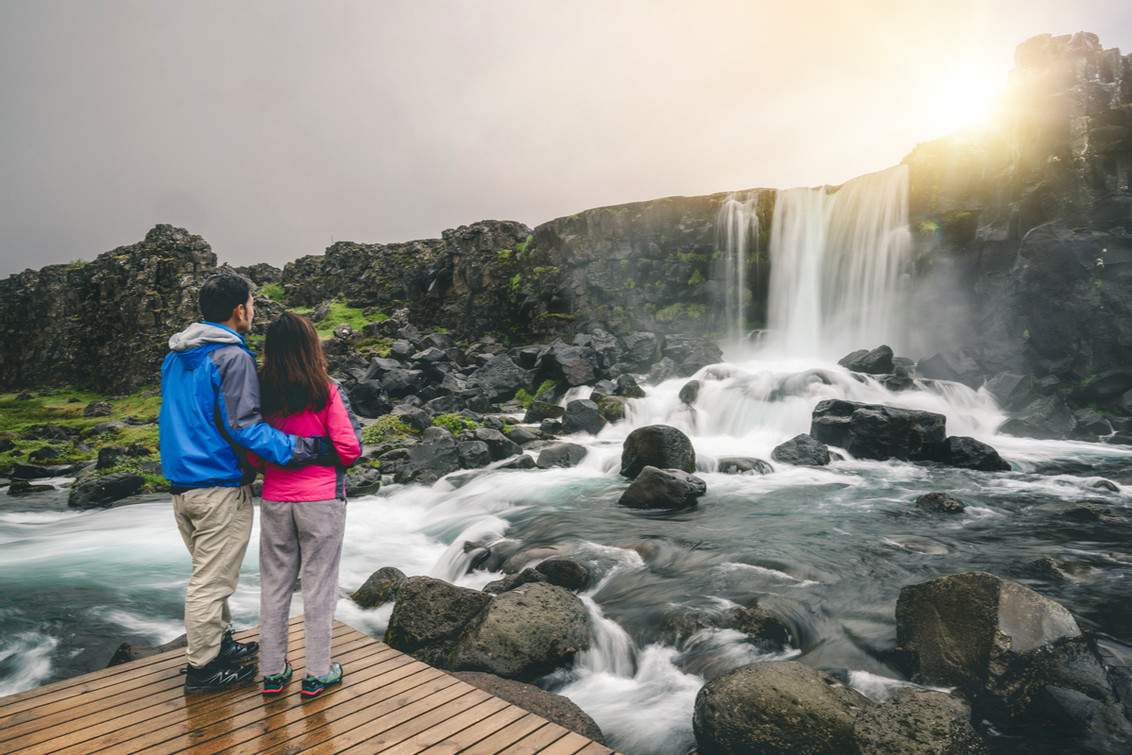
[{"xmin": 259, "ymin": 498, "xmax": 346, "ymax": 679}]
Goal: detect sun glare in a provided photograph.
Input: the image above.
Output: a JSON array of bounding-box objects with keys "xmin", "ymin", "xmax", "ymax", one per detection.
[{"xmin": 926, "ymin": 70, "xmax": 1002, "ymax": 135}]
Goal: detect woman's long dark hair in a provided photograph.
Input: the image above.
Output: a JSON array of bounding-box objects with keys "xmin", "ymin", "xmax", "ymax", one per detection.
[{"xmin": 259, "ymin": 312, "xmax": 330, "ymax": 417}]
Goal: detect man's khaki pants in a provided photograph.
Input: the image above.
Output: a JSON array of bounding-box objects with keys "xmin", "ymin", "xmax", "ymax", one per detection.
[{"xmin": 172, "ymin": 485, "xmax": 254, "ymax": 668}]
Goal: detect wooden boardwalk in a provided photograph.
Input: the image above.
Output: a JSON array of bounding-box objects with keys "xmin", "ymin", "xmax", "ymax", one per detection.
[{"xmin": 0, "ymin": 618, "xmax": 617, "ymax": 754}]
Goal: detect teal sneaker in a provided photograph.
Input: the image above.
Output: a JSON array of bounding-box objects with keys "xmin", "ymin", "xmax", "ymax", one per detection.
[
  {"xmin": 261, "ymin": 660, "xmax": 292, "ymax": 695},
  {"xmin": 300, "ymin": 661, "xmax": 343, "ymax": 699}
]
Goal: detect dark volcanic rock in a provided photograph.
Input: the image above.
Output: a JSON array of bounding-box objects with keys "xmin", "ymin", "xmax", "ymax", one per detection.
[
  {"xmin": 810, "ymin": 399, "xmax": 947, "ymax": 462},
  {"xmin": 451, "ymin": 582, "xmax": 590, "ymax": 682},
  {"xmin": 533, "ymin": 558, "xmax": 589, "ymax": 592},
  {"xmin": 620, "ymin": 424, "xmax": 696, "ymax": 479},
  {"xmin": 890, "ymin": 570, "xmax": 1132, "ymax": 754},
  {"xmin": 839, "ymin": 344, "xmax": 895, "ymax": 375},
  {"xmin": 771, "ymin": 434, "xmax": 831, "ymax": 466},
  {"xmin": 67, "ymin": 472, "xmax": 146, "ymax": 509},
  {"xmin": 693, "ymin": 661, "xmax": 872, "ymax": 755},
  {"xmin": 560, "ymin": 399, "xmax": 607, "ymax": 436},
  {"xmin": 351, "ymin": 566, "xmax": 407, "ymax": 609},
  {"xmin": 618, "ymin": 466, "xmax": 706, "ymax": 510},
  {"xmin": 853, "ymin": 688, "xmax": 987, "ymax": 755},
  {"xmin": 915, "ymin": 492, "xmax": 967, "ymax": 514},
  {"xmin": 536, "ymin": 442, "xmax": 588, "ymax": 469},
  {"xmin": 384, "ymin": 576, "xmax": 493, "ymax": 666},
  {"xmin": 944, "ymin": 436, "xmax": 1012, "ymax": 471}
]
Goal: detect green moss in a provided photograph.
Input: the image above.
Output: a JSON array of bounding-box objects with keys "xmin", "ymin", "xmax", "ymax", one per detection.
[
  {"xmin": 516, "ymin": 235, "xmax": 533, "ymax": 258},
  {"xmin": 497, "ymin": 249, "xmax": 513, "ymax": 261},
  {"xmin": 432, "ymin": 414, "xmax": 480, "ymax": 434},
  {"xmin": 688, "ymin": 269, "xmax": 706, "ymax": 285},
  {"xmin": 66, "ymin": 259, "xmax": 87, "ymax": 270},
  {"xmin": 258, "ymin": 283, "xmax": 285, "ymax": 301},
  {"xmin": 361, "ymin": 415, "xmax": 417, "ymax": 444},
  {"xmin": 0, "ymin": 386, "xmax": 163, "ymax": 474},
  {"xmin": 655, "ymin": 302, "xmax": 708, "ymax": 323}
]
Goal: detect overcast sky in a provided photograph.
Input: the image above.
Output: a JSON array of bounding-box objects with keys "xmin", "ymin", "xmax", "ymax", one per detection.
[{"xmin": 2, "ymin": 1, "xmax": 1131, "ymax": 277}]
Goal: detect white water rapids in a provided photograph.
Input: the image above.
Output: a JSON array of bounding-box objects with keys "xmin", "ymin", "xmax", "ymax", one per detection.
[{"xmin": 3, "ymin": 167, "xmax": 1131, "ymax": 754}]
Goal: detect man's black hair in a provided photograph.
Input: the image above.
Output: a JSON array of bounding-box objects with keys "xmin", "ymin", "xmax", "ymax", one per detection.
[{"xmin": 199, "ymin": 274, "xmax": 252, "ymax": 323}]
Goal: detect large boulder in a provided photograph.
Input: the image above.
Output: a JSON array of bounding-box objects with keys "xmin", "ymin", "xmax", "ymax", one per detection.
[
  {"xmin": 620, "ymin": 424, "xmax": 696, "ymax": 479},
  {"xmin": 378, "ymin": 438, "xmax": 460, "ymax": 484},
  {"xmin": 451, "ymin": 671, "xmax": 605, "ymax": 744},
  {"xmin": 894, "ymin": 571, "xmax": 1132, "ymax": 753},
  {"xmin": 384, "ymin": 576, "xmax": 493, "ymax": 666},
  {"xmin": 451, "ymin": 582, "xmax": 590, "ymax": 682},
  {"xmin": 944, "ymin": 436, "xmax": 1012, "ymax": 472},
  {"xmin": 895, "ymin": 572, "xmax": 1083, "ymax": 697},
  {"xmin": 852, "ymin": 688, "xmax": 986, "ymax": 755},
  {"xmin": 536, "ymin": 442, "xmax": 588, "ymax": 469},
  {"xmin": 618, "ymin": 466, "xmax": 707, "ymax": 510},
  {"xmin": 351, "ymin": 566, "xmax": 407, "ymax": 609},
  {"xmin": 839, "ymin": 344, "xmax": 895, "ymax": 375},
  {"xmin": 67, "ymin": 472, "xmax": 147, "ymax": 509},
  {"xmin": 693, "ymin": 661, "xmax": 873, "ymax": 755},
  {"xmin": 999, "ymin": 394, "xmax": 1078, "ymax": 440},
  {"xmin": 466, "ymin": 354, "xmax": 532, "ymax": 403},
  {"xmin": 560, "ymin": 399, "xmax": 607, "ymax": 435},
  {"xmin": 536, "ymin": 341, "xmax": 597, "ymax": 387},
  {"xmin": 810, "ymin": 399, "xmax": 947, "ymax": 462},
  {"xmin": 771, "ymin": 434, "xmax": 831, "ymax": 466},
  {"xmin": 472, "ymin": 427, "xmax": 522, "ymax": 461}
]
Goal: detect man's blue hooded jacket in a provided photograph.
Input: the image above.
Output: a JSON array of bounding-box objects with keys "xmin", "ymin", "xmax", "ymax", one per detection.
[{"xmin": 159, "ymin": 322, "xmax": 321, "ymax": 488}]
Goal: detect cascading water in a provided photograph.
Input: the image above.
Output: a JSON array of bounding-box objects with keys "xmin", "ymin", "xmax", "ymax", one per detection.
[
  {"xmin": 3, "ymin": 163, "xmax": 1131, "ymax": 754},
  {"xmin": 714, "ymin": 192, "xmax": 760, "ymax": 343},
  {"xmin": 765, "ymin": 165, "xmax": 912, "ymax": 359}
]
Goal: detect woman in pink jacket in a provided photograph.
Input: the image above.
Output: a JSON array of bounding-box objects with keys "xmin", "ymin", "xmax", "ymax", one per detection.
[{"xmin": 252, "ymin": 312, "xmax": 362, "ymax": 698}]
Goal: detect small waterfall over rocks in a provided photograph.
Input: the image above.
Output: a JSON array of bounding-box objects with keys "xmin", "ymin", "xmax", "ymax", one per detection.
[
  {"xmin": 713, "ymin": 192, "xmax": 760, "ymax": 344},
  {"xmin": 765, "ymin": 165, "xmax": 912, "ymax": 359}
]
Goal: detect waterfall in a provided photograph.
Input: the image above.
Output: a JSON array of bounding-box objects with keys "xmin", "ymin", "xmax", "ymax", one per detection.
[
  {"xmin": 764, "ymin": 165, "xmax": 912, "ymax": 359},
  {"xmin": 714, "ymin": 193, "xmax": 759, "ymax": 344}
]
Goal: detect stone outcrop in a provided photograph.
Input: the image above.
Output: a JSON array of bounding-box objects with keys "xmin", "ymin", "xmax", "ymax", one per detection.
[
  {"xmin": 903, "ymin": 32, "xmax": 1132, "ymax": 419},
  {"xmin": 693, "ymin": 661, "xmax": 872, "ymax": 754},
  {"xmin": 895, "ymin": 571, "xmax": 1132, "ymax": 753},
  {"xmin": 0, "ymin": 225, "xmax": 215, "ymax": 393}
]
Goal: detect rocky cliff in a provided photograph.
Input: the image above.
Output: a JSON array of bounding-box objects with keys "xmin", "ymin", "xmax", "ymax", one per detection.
[
  {"xmin": 0, "ymin": 225, "xmax": 216, "ymax": 394},
  {"xmin": 903, "ymin": 31, "xmax": 1132, "ymax": 385}
]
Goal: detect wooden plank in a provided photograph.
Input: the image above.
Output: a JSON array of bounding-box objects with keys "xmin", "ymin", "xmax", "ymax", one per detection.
[
  {"xmin": 0, "ymin": 622, "xmax": 306, "ymax": 727},
  {"xmin": 212, "ymin": 661, "xmax": 462, "ymax": 755},
  {"xmin": 0, "ymin": 619, "xmax": 622, "ymax": 755},
  {"xmin": 538, "ymin": 730, "xmax": 606, "ymax": 755},
  {"xmin": 183, "ymin": 650, "xmax": 421, "ymax": 755},
  {"xmin": 487, "ymin": 722, "xmax": 572, "ymax": 755},
  {"xmin": 354, "ymin": 694, "xmax": 514, "ymax": 755},
  {"xmin": 442, "ymin": 713, "xmax": 551, "ymax": 755},
  {"xmin": 4, "ymin": 620, "xmax": 339, "ymax": 750},
  {"xmin": 268, "ymin": 677, "xmax": 477, "ymax": 755},
  {"xmin": 10, "ymin": 622, "xmax": 370, "ymax": 754},
  {"xmin": 399, "ymin": 704, "xmax": 529, "ymax": 755},
  {"xmin": 333, "ymin": 687, "xmax": 496, "ymax": 754},
  {"xmin": 58, "ymin": 631, "xmax": 390, "ymax": 755}
]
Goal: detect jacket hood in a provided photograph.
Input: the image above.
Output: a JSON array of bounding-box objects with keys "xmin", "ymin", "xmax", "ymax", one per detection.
[{"xmin": 169, "ymin": 323, "xmax": 247, "ymax": 370}]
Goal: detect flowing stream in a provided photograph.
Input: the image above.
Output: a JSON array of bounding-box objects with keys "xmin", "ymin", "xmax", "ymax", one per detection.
[{"xmin": 3, "ymin": 168, "xmax": 1131, "ymax": 754}]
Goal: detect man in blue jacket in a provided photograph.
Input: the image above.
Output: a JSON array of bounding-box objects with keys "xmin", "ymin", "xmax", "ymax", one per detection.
[{"xmin": 160, "ymin": 273, "xmax": 331, "ymax": 691}]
